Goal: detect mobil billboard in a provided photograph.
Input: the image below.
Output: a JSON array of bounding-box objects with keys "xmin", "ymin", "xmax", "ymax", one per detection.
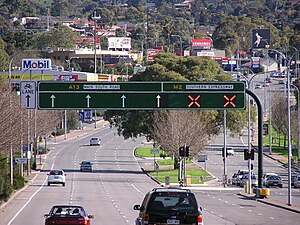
[{"xmin": 22, "ymin": 59, "xmax": 52, "ymax": 71}]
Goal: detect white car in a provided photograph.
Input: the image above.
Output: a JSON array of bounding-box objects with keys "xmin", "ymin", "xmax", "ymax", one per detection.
[
  {"xmin": 262, "ymin": 172, "xmax": 278, "ymax": 186},
  {"xmin": 240, "ymin": 173, "xmax": 258, "ymax": 188},
  {"xmin": 227, "ymin": 148, "xmax": 234, "ymax": 156},
  {"xmin": 90, "ymin": 137, "xmax": 101, "ymax": 146},
  {"xmin": 47, "ymin": 169, "xmax": 66, "ymax": 186}
]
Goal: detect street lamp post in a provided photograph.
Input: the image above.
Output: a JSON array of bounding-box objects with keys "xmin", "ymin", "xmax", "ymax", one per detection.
[
  {"xmin": 171, "ymin": 35, "xmax": 183, "ymax": 56},
  {"xmin": 66, "ymin": 56, "xmax": 79, "ymax": 71},
  {"xmin": 8, "ymin": 48, "xmax": 53, "ymax": 183}
]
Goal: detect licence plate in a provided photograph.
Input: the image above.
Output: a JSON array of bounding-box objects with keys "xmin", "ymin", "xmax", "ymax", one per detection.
[
  {"xmin": 54, "ymin": 176, "xmax": 59, "ymax": 179},
  {"xmin": 167, "ymin": 219, "xmax": 180, "ymax": 224}
]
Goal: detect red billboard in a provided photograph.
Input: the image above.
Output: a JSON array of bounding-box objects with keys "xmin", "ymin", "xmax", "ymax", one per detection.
[
  {"xmin": 192, "ymin": 39, "xmax": 213, "ymax": 50},
  {"xmin": 147, "ymin": 49, "xmax": 159, "ymax": 61}
]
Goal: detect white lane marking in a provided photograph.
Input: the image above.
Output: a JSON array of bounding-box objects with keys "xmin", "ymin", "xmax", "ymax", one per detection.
[
  {"xmin": 7, "ymin": 176, "xmax": 48, "ymax": 225},
  {"xmin": 131, "ymin": 184, "xmax": 142, "ymax": 193}
]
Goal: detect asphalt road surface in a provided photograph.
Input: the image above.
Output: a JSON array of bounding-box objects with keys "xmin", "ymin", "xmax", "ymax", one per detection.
[{"xmin": 0, "ymin": 123, "xmax": 299, "ymax": 225}]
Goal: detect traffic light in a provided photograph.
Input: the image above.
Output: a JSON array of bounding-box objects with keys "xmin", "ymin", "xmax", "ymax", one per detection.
[
  {"xmin": 263, "ymin": 123, "xmax": 268, "ymax": 135},
  {"xmin": 179, "ymin": 146, "xmax": 185, "ymax": 157},
  {"xmin": 244, "ymin": 149, "xmax": 254, "ymax": 160},
  {"xmin": 185, "ymin": 146, "xmax": 190, "ymax": 157},
  {"xmin": 222, "ymin": 147, "xmax": 227, "ymax": 157},
  {"xmin": 179, "ymin": 146, "xmax": 190, "ymax": 157}
]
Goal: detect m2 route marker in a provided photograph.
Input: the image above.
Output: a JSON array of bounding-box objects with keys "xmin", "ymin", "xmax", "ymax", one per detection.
[{"xmin": 38, "ymin": 81, "xmax": 245, "ymax": 110}]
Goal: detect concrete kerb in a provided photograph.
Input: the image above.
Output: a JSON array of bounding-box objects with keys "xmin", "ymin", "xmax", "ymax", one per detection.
[{"xmin": 238, "ymin": 192, "xmax": 300, "ymax": 214}]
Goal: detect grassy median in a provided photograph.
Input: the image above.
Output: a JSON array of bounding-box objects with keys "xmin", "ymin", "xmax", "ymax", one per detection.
[{"xmin": 136, "ymin": 147, "xmax": 211, "ymax": 184}]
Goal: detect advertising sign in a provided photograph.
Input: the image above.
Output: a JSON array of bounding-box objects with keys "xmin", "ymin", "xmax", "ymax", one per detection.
[
  {"xmin": 251, "ymin": 29, "xmax": 270, "ymax": 49},
  {"xmin": 251, "ymin": 57, "xmax": 260, "ymax": 69},
  {"xmin": 192, "ymin": 39, "xmax": 213, "ymax": 50},
  {"xmin": 147, "ymin": 49, "xmax": 159, "ymax": 61},
  {"xmin": 197, "ymin": 51, "xmax": 215, "ymax": 57},
  {"xmin": 108, "ymin": 37, "xmax": 131, "ymax": 49},
  {"xmin": 22, "ymin": 59, "xmax": 52, "ymax": 71}
]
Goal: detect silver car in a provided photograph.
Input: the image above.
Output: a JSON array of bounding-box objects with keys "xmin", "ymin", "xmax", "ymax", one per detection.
[
  {"xmin": 294, "ymin": 175, "xmax": 300, "ymax": 188},
  {"xmin": 90, "ymin": 137, "xmax": 101, "ymax": 146},
  {"xmin": 240, "ymin": 174, "xmax": 258, "ymax": 188},
  {"xmin": 80, "ymin": 161, "xmax": 93, "ymax": 172},
  {"xmin": 265, "ymin": 175, "xmax": 283, "ymax": 188}
]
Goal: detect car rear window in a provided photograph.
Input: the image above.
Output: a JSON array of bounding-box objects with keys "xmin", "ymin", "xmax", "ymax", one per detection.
[
  {"xmin": 149, "ymin": 192, "xmax": 198, "ymax": 211},
  {"xmin": 50, "ymin": 170, "xmax": 63, "ymax": 175}
]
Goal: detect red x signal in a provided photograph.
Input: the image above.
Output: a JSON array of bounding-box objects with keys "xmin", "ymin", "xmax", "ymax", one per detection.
[
  {"xmin": 188, "ymin": 95, "xmax": 201, "ymax": 108},
  {"xmin": 224, "ymin": 95, "xmax": 236, "ymax": 108}
]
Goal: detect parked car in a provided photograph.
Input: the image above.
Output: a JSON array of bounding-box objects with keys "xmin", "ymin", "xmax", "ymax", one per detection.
[
  {"xmin": 292, "ymin": 173, "xmax": 299, "ymax": 186},
  {"xmin": 90, "ymin": 137, "xmax": 101, "ymax": 146},
  {"xmin": 80, "ymin": 160, "xmax": 93, "ymax": 172},
  {"xmin": 44, "ymin": 205, "xmax": 94, "ymax": 225},
  {"xmin": 133, "ymin": 187, "xmax": 203, "ymax": 225},
  {"xmin": 47, "ymin": 169, "xmax": 66, "ymax": 186},
  {"xmin": 294, "ymin": 175, "xmax": 300, "ymax": 188},
  {"xmin": 265, "ymin": 174, "xmax": 283, "ymax": 188},
  {"xmin": 231, "ymin": 173, "xmax": 238, "ymax": 185},
  {"xmin": 240, "ymin": 174, "xmax": 258, "ymax": 188},
  {"xmin": 262, "ymin": 172, "xmax": 278, "ymax": 186},
  {"xmin": 236, "ymin": 170, "xmax": 249, "ymax": 186}
]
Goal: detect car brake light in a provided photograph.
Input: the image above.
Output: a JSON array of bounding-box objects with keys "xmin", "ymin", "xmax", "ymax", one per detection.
[
  {"xmin": 144, "ymin": 214, "xmax": 149, "ymax": 223},
  {"xmin": 198, "ymin": 215, "xmax": 203, "ymax": 225}
]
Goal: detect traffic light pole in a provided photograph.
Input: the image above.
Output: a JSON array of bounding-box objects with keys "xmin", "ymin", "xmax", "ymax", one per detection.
[{"xmin": 246, "ymin": 89, "xmax": 263, "ymax": 188}]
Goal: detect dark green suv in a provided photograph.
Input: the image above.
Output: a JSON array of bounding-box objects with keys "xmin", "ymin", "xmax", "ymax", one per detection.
[{"xmin": 133, "ymin": 187, "xmax": 203, "ymax": 225}]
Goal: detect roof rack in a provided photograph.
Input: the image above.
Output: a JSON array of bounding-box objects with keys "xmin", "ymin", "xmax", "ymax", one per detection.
[{"xmin": 152, "ymin": 187, "xmax": 191, "ymax": 192}]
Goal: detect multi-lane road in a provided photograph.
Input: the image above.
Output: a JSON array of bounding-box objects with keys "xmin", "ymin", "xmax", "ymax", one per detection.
[{"xmin": 0, "ymin": 123, "xmax": 300, "ymax": 225}]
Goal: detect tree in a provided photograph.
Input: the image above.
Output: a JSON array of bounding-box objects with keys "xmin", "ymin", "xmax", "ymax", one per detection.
[
  {"xmin": 0, "ymin": 37, "xmax": 9, "ymax": 71},
  {"xmin": 31, "ymin": 27, "xmax": 80, "ymax": 50},
  {"xmin": 152, "ymin": 110, "xmax": 211, "ymax": 159},
  {"xmin": 105, "ymin": 53, "xmax": 251, "ymax": 148}
]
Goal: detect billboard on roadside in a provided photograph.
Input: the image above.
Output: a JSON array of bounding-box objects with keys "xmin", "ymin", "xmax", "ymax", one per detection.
[
  {"xmin": 22, "ymin": 59, "xmax": 52, "ymax": 71},
  {"xmin": 108, "ymin": 37, "xmax": 131, "ymax": 50},
  {"xmin": 147, "ymin": 49, "xmax": 159, "ymax": 61},
  {"xmin": 192, "ymin": 39, "xmax": 213, "ymax": 50},
  {"xmin": 251, "ymin": 29, "xmax": 270, "ymax": 49}
]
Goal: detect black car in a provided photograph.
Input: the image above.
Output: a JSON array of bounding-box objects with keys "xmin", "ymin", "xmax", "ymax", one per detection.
[{"xmin": 133, "ymin": 187, "xmax": 203, "ymax": 225}]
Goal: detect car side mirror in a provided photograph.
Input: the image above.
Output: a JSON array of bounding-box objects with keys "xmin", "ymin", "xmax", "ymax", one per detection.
[
  {"xmin": 88, "ymin": 214, "xmax": 94, "ymax": 219},
  {"xmin": 44, "ymin": 214, "xmax": 50, "ymax": 218}
]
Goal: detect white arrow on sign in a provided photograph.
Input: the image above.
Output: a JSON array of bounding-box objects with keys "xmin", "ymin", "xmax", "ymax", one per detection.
[
  {"xmin": 50, "ymin": 95, "xmax": 56, "ymax": 107},
  {"xmin": 26, "ymin": 95, "xmax": 31, "ymax": 108},
  {"xmin": 156, "ymin": 95, "xmax": 161, "ymax": 107},
  {"xmin": 121, "ymin": 95, "xmax": 126, "ymax": 108},
  {"xmin": 86, "ymin": 95, "xmax": 91, "ymax": 107}
]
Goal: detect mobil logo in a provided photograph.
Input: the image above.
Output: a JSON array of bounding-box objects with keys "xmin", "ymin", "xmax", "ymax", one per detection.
[{"xmin": 22, "ymin": 59, "xmax": 52, "ymax": 71}]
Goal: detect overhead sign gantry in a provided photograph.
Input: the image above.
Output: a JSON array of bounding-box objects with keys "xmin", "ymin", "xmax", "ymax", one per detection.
[{"xmin": 37, "ymin": 81, "xmax": 246, "ymax": 110}]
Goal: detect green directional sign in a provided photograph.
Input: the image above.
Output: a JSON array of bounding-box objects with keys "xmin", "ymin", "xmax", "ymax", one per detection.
[{"xmin": 38, "ymin": 81, "xmax": 245, "ymax": 110}]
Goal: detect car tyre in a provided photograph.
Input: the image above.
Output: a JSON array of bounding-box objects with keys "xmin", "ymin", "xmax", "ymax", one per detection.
[
  {"xmin": 48, "ymin": 182, "xmax": 50, "ymax": 186},
  {"xmin": 63, "ymin": 183, "xmax": 65, "ymax": 187},
  {"xmin": 279, "ymin": 184, "xmax": 283, "ymax": 188}
]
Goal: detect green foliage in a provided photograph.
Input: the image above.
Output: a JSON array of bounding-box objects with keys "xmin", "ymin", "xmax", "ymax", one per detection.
[
  {"xmin": 13, "ymin": 172, "xmax": 25, "ymax": 190},
  {"xmin": 31, "ymin": 27, "xmax": 80, "ymax": 50},
  {"xmin": 0, "ymin": 154, "xmax": 13, "ymax": 202}
]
